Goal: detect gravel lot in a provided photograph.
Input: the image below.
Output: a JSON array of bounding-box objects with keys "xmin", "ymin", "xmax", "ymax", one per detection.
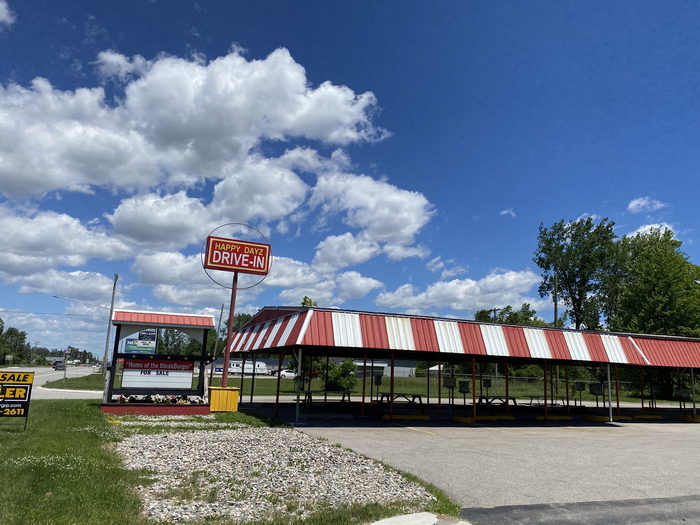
[{"xmin": 115, "ymin": 418, "xmax": 433, "ymax": 523}]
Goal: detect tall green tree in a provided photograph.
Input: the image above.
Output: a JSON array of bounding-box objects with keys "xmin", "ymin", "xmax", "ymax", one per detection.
[
  {"xmin": 232, "ymin": 313, "xmax": 253, "ymax": 331},
  {"xmin": 533, "ymin": 217, "xmax": 617, "ymax": 329},
  {"xmin": 607, "ymin": 228, "xmax": 700, "ymax": 337},
  {"xmin": 474, "ymin": 303, "xmax": 550, "ymax": 327},
  {"xmin": 301, "ymin": 296, "xmax": 318, "ymax": 307}
]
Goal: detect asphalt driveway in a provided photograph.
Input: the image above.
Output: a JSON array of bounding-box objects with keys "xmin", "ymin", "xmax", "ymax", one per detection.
[{"xmin": 299, "ymin": 420, "xmax": 700, "ymax": 523}]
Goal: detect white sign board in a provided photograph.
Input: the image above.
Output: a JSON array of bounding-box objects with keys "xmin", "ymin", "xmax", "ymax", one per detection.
[{"xmin": 121, "ymin": 359, "xmax": 194, "ymax": 389}]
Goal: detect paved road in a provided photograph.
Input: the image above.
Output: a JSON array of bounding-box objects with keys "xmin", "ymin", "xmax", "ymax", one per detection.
[
  {"xmin": 5, "ymin": 366, "xmax": 103, "ymax": 399},
  {"xmin": 300, "ymin": 420, "xmax": 700, "ymax": 523}
]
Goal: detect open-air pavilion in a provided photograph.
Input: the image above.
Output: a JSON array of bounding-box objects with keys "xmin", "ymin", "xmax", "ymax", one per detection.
[{"xmin": 229, "ymin": 306, "xmax": 700, "ymax": 425}]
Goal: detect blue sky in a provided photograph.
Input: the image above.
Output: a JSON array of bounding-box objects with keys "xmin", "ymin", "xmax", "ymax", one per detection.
[{"xmin": 1, "ymin": 1, "xmax": 698, "ymax": 355}]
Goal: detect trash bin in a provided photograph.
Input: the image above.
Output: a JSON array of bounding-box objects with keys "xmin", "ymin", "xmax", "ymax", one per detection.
[{"xmin": 209, "ymin": 386, "xmax": 240, "ymax": 412}]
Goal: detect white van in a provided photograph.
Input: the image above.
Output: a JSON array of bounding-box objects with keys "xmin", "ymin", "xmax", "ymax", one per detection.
[{"xmin": 228, "ymin": 360, "xmax": 268, "ymax": 375}]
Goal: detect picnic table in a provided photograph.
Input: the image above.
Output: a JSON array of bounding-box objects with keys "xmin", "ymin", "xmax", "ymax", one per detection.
[
  {"xmin": 477, "ymin": 395, "xmax": 517, "ymax": 406},
  {"xmin": 303, "ymin": 390, "xmax": 352, "ymax": 404},
  {"xmin": 528, "ymin": 395, "xmax": 567, "ymax": 406},
  {"xmin": 379, "ymin": 392, "xmax": 423, "ymax": 404}
]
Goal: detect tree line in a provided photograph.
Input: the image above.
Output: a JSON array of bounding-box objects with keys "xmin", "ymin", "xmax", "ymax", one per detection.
[{"xmin": 0, "ymin": 317, "xmax": 95, "ymax": 365}]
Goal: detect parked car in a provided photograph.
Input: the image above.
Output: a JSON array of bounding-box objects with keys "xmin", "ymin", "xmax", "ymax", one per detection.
[
  {"xmin": 52, "ymin": 361, "xmax": 65, "ymax": 370},
  {"xmin": 279, "ymin": 369, "xmax": 297, "ymax": 379}
]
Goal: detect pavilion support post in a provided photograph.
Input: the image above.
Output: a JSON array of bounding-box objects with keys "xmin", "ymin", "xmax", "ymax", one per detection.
[
  {"xmin": 505, "ymin": 362, "xmax": 510, "ymax": 417},
  {"xmin": 565, "ymin": 366, "xmax": 570, "ymax": 416},
  {"xmin": 437, "ymin": 358, "xmax": 442, "ymax": 416},
  {"xmin": 274, "ymin": 351, "xmax": 284, "ymax": 417},
  {"xmin": 295, "ymin": 348, "xmax": 303, "ymax": 426},
  {"xmin": 479, "ymin": 363, "xmax": 483, "ymax": 399},
  {"xmin": 550, "ymin": 364, "xmax": 555, "ymax": 405},
  {"xmin": 250, "ymin": 353, "xmax": 257, "ymax": 405},
  {"xmin": 543, "ymin": 362, "xmax": 548, "ymax": 421},
  {"xmin": 471, "ymin": 357, "xmax": 477, "ymax": 424},
  {"xmin": 389, "ymin": 352, "xmax": 395, "ymax": 421},
  {"xmin": 370, "ymin": 357, "xmax": 374, "ymax": 401},
  {"xmin": 692, "ymin": 368, "xmax": 697, "ymax": 417},
  {"xmin": 324, "ymin": 355, "xmax": 329, "ymax": 405},
  {"xmin": 239, "ymin": 354, "xmax": 247, "ymax": 403},
  {"xmin": 451, "ymin": 363, "xmax": 456, "ymax": 407},
  {"xmin": 361, "ymin": 355, "xmax": 367, "ymax": 417},
  {"xmin": 307, "ymin": 358, "xmax": 312, "ymax": 391},
  {"xmin": 614, "ymin": 365, "xmax": 621, "ymax": 417},
  {"xmin": 426, "ymin": 362, "xmax": 430, "ymax": 408},
  {"xmin": 607, "ymin": 365, "xmax": 613, "ymax": 422},
  {"xmin": 640, "ymin": 369, "xmax": 645, "ymax": 409}
]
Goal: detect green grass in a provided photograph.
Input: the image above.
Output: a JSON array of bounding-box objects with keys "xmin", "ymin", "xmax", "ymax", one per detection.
[
  {"xmin": 1, "ymin": 400, "xmax": 459, "ymax": 525},
  {"xmin": 0, "ymin": 400, "xmax": 151, "ymax": 525},
  {"xmin": 43, "ymin": 372, "xmax": 105, "ymax": 390},
  {"xmin": 46, "ymin": 372, "xmax": 692, "ymax": 407}
]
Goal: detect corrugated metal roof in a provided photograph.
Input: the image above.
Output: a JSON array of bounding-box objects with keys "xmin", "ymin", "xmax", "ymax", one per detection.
[
  {"xmin": 230, "ymin": 307, "xmax": 700, "ymax": 369},
  {"xmin": 113, "ymin": 310, "xmax": 215, "ymax": 329}
]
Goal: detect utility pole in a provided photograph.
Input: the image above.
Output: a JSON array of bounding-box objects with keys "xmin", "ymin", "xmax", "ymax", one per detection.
[
  {"xmin": 553, "ymin": 274, "xmax": 558, "ymax": 328},
  {"xmin": 102, "ymin": 273, "xmax": 119, "ymax": 403},
  {"xmin": 553, "ymin": 274, "xmax": 559, "ymax": 393}
]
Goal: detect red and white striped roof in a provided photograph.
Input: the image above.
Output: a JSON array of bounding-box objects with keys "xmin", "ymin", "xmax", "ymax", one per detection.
[
  {"xmin": 113, "ymin": 310, "xmax": 215, "ymax": 329},
  {"xmin": 230, "ymin": 308, "xmax": 700, "ymax": 369}
]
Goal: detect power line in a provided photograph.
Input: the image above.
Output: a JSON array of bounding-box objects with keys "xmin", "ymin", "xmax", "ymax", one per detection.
[{"xmin": 0, "ymin": 309, "xmax": 104, "ymax": 318}]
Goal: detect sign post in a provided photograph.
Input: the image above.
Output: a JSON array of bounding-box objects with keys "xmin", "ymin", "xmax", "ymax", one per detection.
[
  {"xmin": 203, "ymin": 229, "xmax": 271, "ymax": 390},
  {"xmin": 221, "ymin": 272, "xmax": 238, "ymax": 388},
  {"xmin": 0, "ymin": 371, "xmax": 34, "ymax": 431}
]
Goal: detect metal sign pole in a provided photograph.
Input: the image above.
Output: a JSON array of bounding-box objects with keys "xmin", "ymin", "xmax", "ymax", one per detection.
[
  {"xmin": 221, "ymin": 272, "xmax": 238, "ymax": 388},
  {"xmin": 208, "ymin": 304, "xmax": 225, "ymax": 389}
]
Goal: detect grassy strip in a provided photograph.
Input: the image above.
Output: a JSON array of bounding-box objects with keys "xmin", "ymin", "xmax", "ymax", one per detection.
[
  {"xmin": 1, "ymin": 400, "xmax": 460, "ymax": 525},
  {"xmin": 47, "ymin": 372, "xmax": 689, "ymax": 406},
  {"xmin": 0, "ymin": 400, "xmax": 151, "ymax": 525},
  {"xmin": 44, "ymin": 372, "xmax": 105, "ymax": 390}
]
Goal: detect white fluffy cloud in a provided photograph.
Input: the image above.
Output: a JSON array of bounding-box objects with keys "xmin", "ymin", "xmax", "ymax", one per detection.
[
  {"xmin": 0, "ymin": 206, "xmax": 131, "ymax": 275},
  {"xmin": 310, "ymin": 172, "xmax": 433, "ymax": 246},
  {"xmin": 426, "ymin": 256, "xmax": 467, "ymax": 279},
  {"xmin": 0, "ymin": 78, "xmax": 163, "ymax": 196},
  {"xmin": 312, "ymin": 233, "xmax": 380, "ymax": 272},
  {"xmin": 130, "ymin": 251, "xmax": 265, "ymax": 306},
  {"xmin": 10, "ymin": 269, "xmax": 116, "ymax": 302},
  {"xmin": 336, "ymin": 271, "xmax": 383, "ymax": 299},
  {"xmin": 0, "ymin": 45, "xmax": 436, "ymax": 328},
  {"xmin": 375, "ymin": 269, "xmax": 542, "ymax": 314},
  {"xmin": 107, "ymin": 191, "xmax": 210, "ymax": 249},
  {"xmin": 96, "ymin": 50, "xmax": 150, "ymax": 81},
  {"xmin": 209, "ymin": 155, "xmax": 309, "ymax": 224},
  {"xmin": 0, "ymin": 48, "xmax": 387, "ymax": 197},
  {"xmin": 627, "ymin": 196, "xmax": 666, "ymax": 214},
  {"xmin": 0, "ymin": 0, "xmax": 15, "ymax": 30},
  {"xmin": 628, "ymin": 222, "xmax": 675, "ymax": 237}
]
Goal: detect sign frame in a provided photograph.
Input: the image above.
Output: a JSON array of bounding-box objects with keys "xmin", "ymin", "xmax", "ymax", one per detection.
[{"xmin": 203, "ymin": 236, "xmax": 271, "ymax": 276}]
